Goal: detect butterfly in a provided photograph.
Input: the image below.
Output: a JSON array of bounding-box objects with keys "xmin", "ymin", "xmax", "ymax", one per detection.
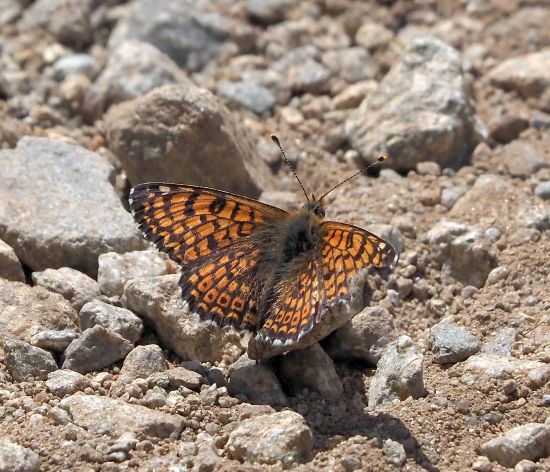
[{"xmin": 129, "ymin": 136, "xmax": 398, "ymax": 347}]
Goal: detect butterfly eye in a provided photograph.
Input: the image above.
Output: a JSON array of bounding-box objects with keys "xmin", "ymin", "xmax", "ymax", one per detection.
[{"xmin": 315, "ymin": 206, "xmax": 325, "ymax": 218}]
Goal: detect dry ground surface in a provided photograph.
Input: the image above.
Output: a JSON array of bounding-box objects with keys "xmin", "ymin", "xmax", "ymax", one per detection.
[{"xmin": 0, "ymin": 1, "xmax": 549, "ymax": 471}]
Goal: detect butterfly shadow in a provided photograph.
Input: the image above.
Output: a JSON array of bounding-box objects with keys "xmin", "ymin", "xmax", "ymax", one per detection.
[{"xmin": 298, "ymin": 397, "xmax": 440, "ymax": 472}]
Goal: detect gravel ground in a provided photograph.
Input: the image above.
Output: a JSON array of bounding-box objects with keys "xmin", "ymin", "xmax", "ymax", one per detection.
[{"xmin": 0, "ymin": 1, "xmax": 549, "ymax": 471}]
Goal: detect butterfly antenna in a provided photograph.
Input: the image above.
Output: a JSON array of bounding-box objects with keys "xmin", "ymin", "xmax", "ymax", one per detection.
[
  {"xmin": 271, "ymin": 134, "xmax": 309, "ymax": 202},
  {"xmin": 319, "ymin": 155, "xmax": 388, "ymax": 201}
]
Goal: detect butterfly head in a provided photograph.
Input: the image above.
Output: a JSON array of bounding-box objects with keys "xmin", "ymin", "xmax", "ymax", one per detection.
[{"xmin": 302, "ymin": 196, "xmax": 325, "ymax": 219}]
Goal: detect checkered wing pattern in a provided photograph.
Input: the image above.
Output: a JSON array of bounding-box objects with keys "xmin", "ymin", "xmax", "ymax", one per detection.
[
  {"xmin": 129, "ymin": 183, "xmax": 287, "ymax": 329},
  {"xmin": 321, "ymin": 221, "xmax": 398, "ymax": 305},
  {"xmin": 259, "ymin": 221, "xmax": 397, "ymax": 343}
]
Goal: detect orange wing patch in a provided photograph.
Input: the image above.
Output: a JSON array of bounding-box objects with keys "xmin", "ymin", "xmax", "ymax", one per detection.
[
  {"xmin": 179, "ymin": 243, "xmax": 262, "ymax": 330},
  {"xmin": 129, "ymin": 183, "xmax": 286, "ymax": 265},
  {"xmin": 321, "ymin": 221, "xmax": 398, "ymax": 306},
  {"xmin": 259, "ymin": 256, "xmax": 324, "ymax": 344}
]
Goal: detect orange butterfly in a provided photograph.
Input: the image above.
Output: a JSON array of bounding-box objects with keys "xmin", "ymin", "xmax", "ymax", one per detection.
[{"xmin": 129, "ymin": 136, "xmax": 398, "ymax": 346}]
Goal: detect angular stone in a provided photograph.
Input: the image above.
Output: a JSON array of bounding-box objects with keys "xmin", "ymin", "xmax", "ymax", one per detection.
[
  {"xmin": 480, "ymin": 423, "xmax": 550, "ymax": 467},
  {"xmin": 167, "ymin": 367, "xmax": 204, "ymax": 391},
  {"xmin": 0, "ymin": 137, "xmax": 144, "ymax": 276},
  {"xmin": 108, "ymin": 0, "xmax": 252, "ymax": 71},
  {"xmin": 79, "ymin": 299, "xmax": 143, "ymax": 344},
  {"xmin": 225, "ymin": 411, "xmax": 313, "ymax": 468},
  {"xmin": 0, "ymin": 238, "xmax": 24, "ymax": 282},
  {"xmin": 118, "ymin": 344, "xmax": 168, "ymax": 384},
  {"xmin": 346, "ymin": 35, "xmax": 476, "ymax": 170},
  {"xmin": 279, "ymin": 343, "xmax": 343, "ymax": 399},
  {"xmin": 105, "ymin": 84, "xmax": 267, "ymax": 196},
  {"xmin": 61, "ymin": 394, "xmax": 184, "ymax": 439},
  {"xmin": 0, "ymin": 437, "xmax": 40, "ymax": 472},
  {"xmin": 429, "ymin": 321, "xmax": 480, "ymax": 364},
  {"xmin": 123, "ymin": 275, "xmax": 243, "ymax": 363},
  {"xmin": 62, "ymin": 325, "xmax": 133, "ymax": 374},
  {"xmin": 97, "ymin": 250, "xmax": 170, "ymax": 298},
  {"xmin": 324, "ymin": 306, "xmax": 399, "ymax": 364},
  {"xmin": 368, "ymin": 336, "xmax": 425, "ymax": 408},
  {"xmin": 84, "ymin": 40, "xmax": 190, "ymax": 118},
  {"xmin": 228, "ymin": 354, "xmax": 288, "ymax": 407},
  {"xmin": 0, "ymin": 279, "xmax": 78, "ymax": 343},
  {"xmin": 46, "ymin": 369, "xmax": 91, "ymax": 397},
  {"xmin": 321, "ymin": 47, "xmax": 378, "ymax": 83},
  {"xmin": 32, "ymin": 267, "xmax": 101, "ymax": 311},
  {"xmin": 30, "ymin": 329, "xmax": 79, "ymax": 353},
  {"xmin": 442, "ymin": 231, "xmax": 497, "ymax": 288},
  {"xmin": 3, "ymin": 338, "xmax": 58, "ymax": 382}
]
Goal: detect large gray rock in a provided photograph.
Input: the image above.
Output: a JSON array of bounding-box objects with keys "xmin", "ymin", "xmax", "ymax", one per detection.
[
  {"xmin": 108, "ymin": 0, "xmax": 252, "ymax": 71},
  {"xmin": 0, "ymin": 279, "xmax": 78, "ymax": 344},
  {"xmin": 97, "ymin": 250, "xmax": 170, "ymax": 298},
  {"xmin": 0, "ymin": 137, "xmax": 144, "ymax": 276},
  {"xmin": 79, "ymin": 299, "xmax": 143, "ymax": 344},
  {"xmin": 31, "ymin": 267, "xmax": 101, "ymax": 311},
  {"xmin": 487, "ymin": 49, "xmax": 550, "ymax": 111},
  {"xmin": 228, "ymin": 354, "xmax": 288, "ymax": 407},
  {"xmin": 225, "ymin": 410, "xmax": 313, "ymax": 469},
  {"xmin": 105, "ymin": 84, "xmax": 268, "ymax": 196},
  {"xmin": 429, "ymin": 321, "xmax": 480, "ymax": 364},
  {"xmin": 61, "ymin": 394, "xmax": 184, "ymax": 439},
  {"xmin": 123, "ymin": 275, "xmax": 243, "ymax": 363},
  {"xmin": 0, "ymin": 238, "xmax": 24, "ymax": 282},
  {"xmin": 0, "ymin": 437, "xmax": 40, "ymax": 472},
  {"xmin": 346, "ymin": 35, "xmax": 476, "ymax": 170},
  {"xmin": 279, "ymin": 343, "xmax": 343, "ymax": 399},
  {"xmin": 480, "ymin": 423, "xmax": 550, "ymax": 467},
  {"xmin": 3, "ymin": 338, "xmax": 58, "ymax": 382},
  {"xmin": 368, "ymin": 336, "xmax": 425, "ymax": 408},
  {"xmin": 62, "ymin": 325, "xmax": 133, "ymax": 374},
  {"xmin": 84, "ymin": 41, "xmax": 190, "ymax": 118},
  {"xmin": 324, "ymin": 306, "xmax": 398, "ymax": 364}
]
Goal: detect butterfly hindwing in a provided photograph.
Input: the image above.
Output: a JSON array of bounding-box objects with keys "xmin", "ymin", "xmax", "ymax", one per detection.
[
  {"xmin": 129, "ymin": 183, "xmax": 287, "ymax": 265},
  {"xmin": 179, "ymin": 242, "xmax": 262, "ymax": 330},
  {"xmin": 260, "ymin": 255, "xmax": 325, "ymax": 344}
]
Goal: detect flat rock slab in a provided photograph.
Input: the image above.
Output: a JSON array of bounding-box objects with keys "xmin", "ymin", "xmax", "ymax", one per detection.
[
  {"xmin": 0, "ymin": 279, "xmax": 78, "ymax": 344},
  {"xmin": 0, "ymin": 137, "xmax": 144, "ymax": 276},
  {"xmin": 61, "ymin": 394, "xmax": 184, "ymax": 439}
]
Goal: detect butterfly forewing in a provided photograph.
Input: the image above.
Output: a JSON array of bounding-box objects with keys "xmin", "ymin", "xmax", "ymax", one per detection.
[{"xmin": 129, "ymin": 183, "xmax": 286, "ymax": 265}]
